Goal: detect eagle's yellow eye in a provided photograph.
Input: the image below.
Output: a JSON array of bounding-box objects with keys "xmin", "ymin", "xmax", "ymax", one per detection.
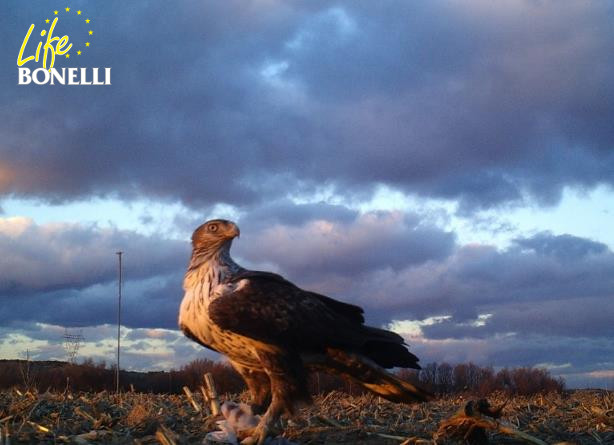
[{"xmin": 208, "ymin": 224, "xmax": 218, "ymax": 232}]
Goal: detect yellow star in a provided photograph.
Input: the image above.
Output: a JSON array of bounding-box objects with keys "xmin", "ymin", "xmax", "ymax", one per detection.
[
  {"xmin": 85, "ymin": 42, "xmax": 90, "ymax": 47},
  {"xmin": 89, "ymin": 30, "xmax": 93, "ymax": 35},
  {"xmin": 77, "ymin": 50, "xmax": 82, "ymax": 55},
  {"xmin": 65, "ymin": 7, "xmax": 70, "ymax": 12},
  {"xmin": 54, "ymin": 10, "xmax": 58, "ymax": 15},
  {"xmin": 77, "ymin": 10, "xmax": 82, "ymax": 15},
  {"xmin": 85, "ymin": 19, "xmax": 91, "ymax": 23},
  {"xmin": 45, "ymin": 19, "xmax": 50, "ymax": 23},
  {"xmin": 66, "ymin": 53, "xmax": 70, "ymax": 58}
]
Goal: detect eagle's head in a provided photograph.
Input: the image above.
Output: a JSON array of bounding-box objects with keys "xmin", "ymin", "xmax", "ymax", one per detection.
[{"xmin": 191, "ymin": 219, "xmax": 240, "ymax": 252}]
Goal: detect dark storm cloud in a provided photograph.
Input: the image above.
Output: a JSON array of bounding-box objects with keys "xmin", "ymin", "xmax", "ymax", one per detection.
[
  {"xmin": 2, "ymin": 1, "xmax": 614, "ymax": 211},
  {"xmin": 0, "ymin": 216, "xmax": 188, "ymax": 339},
  {"xmin": 484, "ymin": 336, "xmax": 614, "ymax": 373},
  {"xmin": 421, "ymin": 296, "xmax": 614, "ymax": 340},
  {"xmin": 0, "ymin": 208, "xmax": 453, "ymax": 330},
  {"xmin": 170, "ymin": 199, "xmax": 359, "ymax": 239},
  {"xmin": 0, "ymin": 218, "xmax": 187, "ymax": 295},
  {"xmin": 120, "ymin": 274, "xmax": 185, "ymax": 330},
  {"xmin": 238, "ymin": 199, "xmax": 359, "ymax": 228},
  {"xmin": 385, "ymin": 232, "xmax": 614, "ymax": 340},
  {"xmin": 223, "ymin": 217, "xmax": 613, "ymax": 350},
  {"xmin": 0, "ymin": 273, "xmax": 184, "ymax": 330},
  {"xmin": 513, "ymin": 232, "xmax": 608, "ymax": 259},
  {"xmin": 233, "ymin": 210, "xmax": 456, "ymax": 280}
]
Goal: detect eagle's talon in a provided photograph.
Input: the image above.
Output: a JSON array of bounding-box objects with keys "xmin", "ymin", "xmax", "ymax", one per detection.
[{"xmin": 240, "ymin": 424, "xmax": 269, "ymax": 445}]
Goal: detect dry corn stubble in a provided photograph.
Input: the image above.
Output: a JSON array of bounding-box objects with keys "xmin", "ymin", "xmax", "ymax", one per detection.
[{"xmin": 0, "ymin": 389, "xmax": 611, "ymax": 444}]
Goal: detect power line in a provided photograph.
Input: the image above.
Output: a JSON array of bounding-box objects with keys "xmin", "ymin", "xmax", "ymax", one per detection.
[{"xmin": 63, "ymin": 328, "xmax": 84, "ymax": 364}]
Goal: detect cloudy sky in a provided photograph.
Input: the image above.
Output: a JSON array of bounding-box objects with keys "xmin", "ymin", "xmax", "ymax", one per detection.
[{"xmin": 2, "ymin": 0, "xmax": 613, "ymax": 388}]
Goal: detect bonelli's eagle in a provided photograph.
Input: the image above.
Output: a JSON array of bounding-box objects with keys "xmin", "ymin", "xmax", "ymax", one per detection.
[{"xmin": 179, "ymin": 219, "xmax": 431, "ymax": 444}]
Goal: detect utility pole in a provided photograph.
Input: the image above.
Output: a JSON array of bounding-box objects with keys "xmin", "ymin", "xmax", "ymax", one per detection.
[{"xmin": 116, "ymin": 251, "xmax": 123, "ymax": 394}]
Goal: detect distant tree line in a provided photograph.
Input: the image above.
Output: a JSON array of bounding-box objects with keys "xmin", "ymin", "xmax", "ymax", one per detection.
[
  {"xmin": 0, "ymin": 358, "xmax": 563, "ymax": 396},
  {"xmin": 398, "ymin": 362, "xmax": 565, "ymax": 395},
  {"xmin": 0, "ymin": 358, "xmax": 245, "ymax": 395}
]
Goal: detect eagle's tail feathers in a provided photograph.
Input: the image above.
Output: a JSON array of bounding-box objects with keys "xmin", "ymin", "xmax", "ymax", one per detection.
[
  {"xmin": 324, "ymin": 348, "xmax": 432, "ymax": 403},
  {"xmin": 362, "ymin": 340, "xmax": 420, "ymax": 369},
  {"xmin": 360, "ymin": 371, "xmax": 432, "ymax": 403},
  {"xmin": 359, "ymin": 326, "xmax": 421, "ymax": 369}
]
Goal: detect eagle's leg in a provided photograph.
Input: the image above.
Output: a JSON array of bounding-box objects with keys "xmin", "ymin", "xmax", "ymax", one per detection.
[
  {"xmin": 230, "ymin": 360, "xmax": 271, "ymax": 414},
  {"xmin": 241, "ymin": 351, "xmax": 310, "ymax": 445}
]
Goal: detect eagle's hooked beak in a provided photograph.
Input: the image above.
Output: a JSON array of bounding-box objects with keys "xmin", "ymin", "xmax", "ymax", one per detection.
[{"xmin": 229, "ymin": 224, "xmax": 240, "ymax": 239}]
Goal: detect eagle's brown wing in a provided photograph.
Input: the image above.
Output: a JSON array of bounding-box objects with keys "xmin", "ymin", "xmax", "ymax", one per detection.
[
  {"xmin": 231, "ymin": 270, "xmax": 365, "ymax": 323},
  {"xmin": 208, "ymin": 272, "xmax": 420, "ymax": 369}
]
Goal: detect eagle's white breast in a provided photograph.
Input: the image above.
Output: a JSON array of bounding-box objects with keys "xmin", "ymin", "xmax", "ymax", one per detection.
[{"xmin": 179, "ymin": 257, "xmax": 257, "ymax": 363}]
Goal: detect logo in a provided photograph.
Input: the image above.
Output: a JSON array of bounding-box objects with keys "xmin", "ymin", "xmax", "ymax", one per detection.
[{"xmin": 17, "ymin": 6, "xmax": 111, "ymax": 86}]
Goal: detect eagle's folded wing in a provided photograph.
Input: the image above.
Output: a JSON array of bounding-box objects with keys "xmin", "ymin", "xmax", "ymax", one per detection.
[
  {"xmin": 208, "ymin": 273, "xmax": 350, "ymax": 349},
  {"xmin": 208, "ymin": 272, "xmax": 420, "ymax": 371},
  {"xmin": 231, "ymin": 270, "xmax": 365, "ymax": 324}
]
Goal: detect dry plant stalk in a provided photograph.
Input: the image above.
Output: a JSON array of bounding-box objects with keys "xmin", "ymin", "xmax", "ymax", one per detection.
[
  {"xmin": 183, "ymin": 386, "xmax": 202, "ymax": 413},
  {"xmin": 156, "ymin": 424, "xmax": 179, "ymax": 445},
  {"xmin": 204, "ymin": 373, "xmax": 221, "ymax": 416},
  {"xmin": 200, "ymin": 385, "xmax": 212, "ymax": 416}
]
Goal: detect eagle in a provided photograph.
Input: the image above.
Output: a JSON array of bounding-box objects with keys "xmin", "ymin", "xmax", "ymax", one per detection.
[{"xmin": 179, "ymin": 219, "xmax": 431, "ymax": 444}]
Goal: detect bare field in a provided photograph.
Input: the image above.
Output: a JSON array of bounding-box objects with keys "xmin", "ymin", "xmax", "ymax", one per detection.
[{"xmin": 0, "ymin": 389, "xmax": 612, "ymax": 444}]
